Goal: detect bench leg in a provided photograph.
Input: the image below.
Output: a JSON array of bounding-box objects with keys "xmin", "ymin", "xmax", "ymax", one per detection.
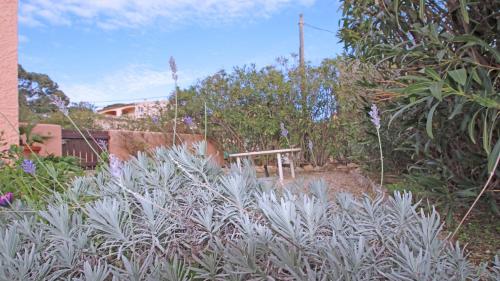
[
  {"xmin": 236, "ymin": 157, "xmax": 242, "ymax": 172},
  {"xmin": 277, "ymin": 153, "xmax": 283, "ymax": 183},
  {"xmin": 290, "ymin": 153, "xmax": 295, "ymax": 178}
]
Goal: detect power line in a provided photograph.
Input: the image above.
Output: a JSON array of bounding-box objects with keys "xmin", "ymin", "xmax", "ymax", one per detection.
[{"xmin": 303, "ymin": 23, "xmax": 336, "ymax": 34}]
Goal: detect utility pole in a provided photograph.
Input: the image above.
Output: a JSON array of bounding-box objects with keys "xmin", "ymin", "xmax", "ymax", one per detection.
[
  {"xmin": 299, "ymin": 14, "xmax": 305, "ymax": 74},
  {"xmin": 299, "ymin": 14, "xmax": 305, "ymax": 92},
  {"xmin": 298, "ymin": 13, "xmax": 308, "ymax": 163},
  {"xmin": 299, "ymin": 14, "xmax": 306, "ymax": 111}
]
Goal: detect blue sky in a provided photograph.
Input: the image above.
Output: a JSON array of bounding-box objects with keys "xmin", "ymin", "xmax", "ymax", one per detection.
[{"xmin": 19, "ymin": 0, "xmax": 343, "ymax": 108}]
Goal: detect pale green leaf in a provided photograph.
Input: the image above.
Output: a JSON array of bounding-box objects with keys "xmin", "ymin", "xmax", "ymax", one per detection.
[
  {"xmin": 424, "ymin": 68, "xmax": 440, "ymax": 81},
  {"xmin": 482, "ymin": 110, "xmax": 490, "ymax": 154},
  {"xmin": 419, "ymin": 0, "xmax": 425, "ymax": 20},
  {"xmin": 454, "ymin": 35, "xmax": 500, "ymax": 63},
  {"xmin": 468, "ymin": 109, "xmax": 482, "ymax": 144},
  {"xmin": 389, "ymin": 97, "xmax": 429, "ymax": 127},
  {"xmin": 459, "ymin": 0, "xmax": 469, "ymax": 24},
  {"xmin": 488, "ymin": 139, "xmax": 500, "ymax": 173},
  {"xmin": 448, "ymin": 69, "xmax": 467, "ymax": 86},
  {"xmin": 426, "ymin": 102, "xmax": 440, "ymax": 139},
  {"xmin": 430, "ymin": 81, "xmax": 443, "ymax": 101}
]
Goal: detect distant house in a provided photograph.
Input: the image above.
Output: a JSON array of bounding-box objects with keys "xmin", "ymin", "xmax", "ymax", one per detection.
[{"xmin": 98, "ymin": 100, "xmax": 168, "ymax": 119}]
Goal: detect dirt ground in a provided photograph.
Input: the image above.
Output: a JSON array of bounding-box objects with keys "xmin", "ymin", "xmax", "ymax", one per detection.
[{"xmin": 257, "ymin": 163, "xmax": 381, "ymax": 198}]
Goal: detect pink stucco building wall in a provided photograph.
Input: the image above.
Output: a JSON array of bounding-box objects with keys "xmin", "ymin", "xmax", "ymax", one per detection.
[{"xmin": 0, "ymin": 1, "xmax": 18, "ymax": 151}]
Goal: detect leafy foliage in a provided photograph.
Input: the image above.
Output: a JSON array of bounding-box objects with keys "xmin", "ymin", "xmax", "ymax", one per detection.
[
  {"xmin": 18, "ymin": 65, "xmax": 102, "ymax": 130},
  {"xmin": 340, "ymin": 0, "xmax": 499, "ymax": 213},
  {"xmin": 163, "ymin": 57, "xmax": 346, "ymax": 166},
  {"xmin": 0, "ymin": 146, "xmax": 83, "ymax": 208},
  {"xmin": 18, "ymin": 64, "xmax": 69, "ymax": 116},
  {"xmin": 0, "ymin": 145, "xmax": 497, "ymax": 280},
  {"xmin": 43, "ymin": 102, "xmax": 103, "ymax": 130}
]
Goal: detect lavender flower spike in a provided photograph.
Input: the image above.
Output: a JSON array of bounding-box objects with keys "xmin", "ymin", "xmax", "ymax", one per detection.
[
  {"xmin": 369, "ymin": 104, "xmax": 381, "ymax": 129},
  {"xmin": 50, "ymin": 95, "xmax": 69, "ymax": 116},
  {"xmin": 96, "ymin": 139, "xmax": 108, "ymax": 151},
  {"xmin": 109, "ymin": 154, "xmax": 123, "ymax": 178},
  {"xmin": 0, "ymin": 192, "xmax": 14, "ymax": 207},
  {"xmin": 184, "ymin": 116, "xmax": 194, "ymax": 127},
  {"xmin": 169, "ymin": 56, "xmax": 178, "ymax": 81},
  {"xmin": 21, "ymin": 159, "xmax": 36, "ymax": 175},
  {"xmin": 280, "ymin": 122, "xmax": 288, "ymax": 138}
]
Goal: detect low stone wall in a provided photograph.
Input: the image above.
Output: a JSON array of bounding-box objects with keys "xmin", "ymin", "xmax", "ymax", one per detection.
[{"xmin": 108, "ymin": 130, "xmax": 224, "ymax": 165}]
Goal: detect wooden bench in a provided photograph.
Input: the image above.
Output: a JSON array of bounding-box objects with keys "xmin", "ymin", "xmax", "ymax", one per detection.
[{"xmin": 229, "ymin": 148, "xmax": 301, "ymax": 182}]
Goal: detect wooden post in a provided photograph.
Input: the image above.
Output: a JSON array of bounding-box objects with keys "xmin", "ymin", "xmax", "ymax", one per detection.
[
  {"xmin": 290, "ymin": 152, "xmax": 296, "ymax": 178},
  {"xmin": 236, "ymin": 157, "xmax": 242, "ymax": 172},
  {"xmin": 277, "ymin": 153, "xmax": 284, "ymax": 183}
]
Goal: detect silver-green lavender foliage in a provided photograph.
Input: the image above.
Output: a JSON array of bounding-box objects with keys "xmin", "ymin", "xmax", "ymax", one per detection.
[{"xmin": 0, "ymin": 144, "xmax": 497, "ymax": 280}]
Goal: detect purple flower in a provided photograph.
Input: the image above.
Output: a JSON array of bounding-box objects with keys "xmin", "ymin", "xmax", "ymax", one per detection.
[
  {"xmin": 183, "ymin": 116, "xmax": 194, "ymax": 127},
  {"xmin": 21, "ymin": 159, "xmax": 36, "ymax": 175},
  {"xmin": 369, "ymin": 104, "xmax": 381, "ymax": 129},
  {"xmin": 50, "ymin": 95, "xmax": 69, "ymax": 116},
  {"xmin": 0, "ymin": 192, "xmax": 13, "ymax": 207},
  {"xmin": 169, "ymin": 56, "xmax": 178, "ymax": 81},
  {"xmin": 280, "ymin": 122, "xmax": 288, "ymax": 138},
  {"xmin": 109, "ymin": 154, "xmax": 123, "ymax": 178},
  {"xmin": 96, "ymin": 139, "xmax": 108, "ymax": 151},
  {"xmin": 151, "ymin": 115, "xmax": 159, "ymax": 124}
]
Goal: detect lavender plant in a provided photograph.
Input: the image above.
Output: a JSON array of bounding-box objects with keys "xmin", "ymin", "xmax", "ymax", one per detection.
[
  {"xmin": 183, "ymin": 116, "xmax": 194, "ymax": 127},
  {"xmin": 20, "ymin": 159, "xmax": 36, "ymax": 175},
  {"xmin": 280, "ymin": 122, "xmax": 290, "ymax": 148},
  {"xmin": 0, "ymin": 144, "xmax": 497, "ymax": 280},
  {"xmin": 369, "ymin": 104, "xmax": 384, "ymax": 187},
  {"xmin": 170, "ymin": 56, "xmax": 179, "ymax": 146},
  {"xmin": 0, "ymin": 192, "xmax": 13, "ymax": 207}
]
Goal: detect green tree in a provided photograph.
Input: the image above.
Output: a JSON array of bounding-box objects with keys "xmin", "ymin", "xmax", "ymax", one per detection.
[
  {"xmin": 44, "ymin": 102, "xmax": 103, "ymax": 130},
  {"xmin": 340, "ymin": 0, "xmax": 499, "ymax": 214},
  {"xmin": 18, "ymin": 64, "xmax": 69, "ymax": 119},
  {"xmin": 18, "ymin": 65, "xmax": 101, "ymax": 130},
  {"xmin": 164, "ymin": 57, "xmax": 345, "ymax": 166}
]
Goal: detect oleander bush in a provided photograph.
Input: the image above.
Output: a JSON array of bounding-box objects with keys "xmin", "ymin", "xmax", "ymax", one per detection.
[{"xmin": 0, "ymin": 144, "xmax": 498, "ymax": 280}]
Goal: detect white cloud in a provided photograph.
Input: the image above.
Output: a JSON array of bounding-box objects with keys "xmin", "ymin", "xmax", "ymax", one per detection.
[
  {"xmin": 60, "ymin": 64, "xmax": 204, "ymax": 107},
  {"xmin": 18, "ymin": 34, "xmax": 29, "ymax": 43},
  {"xmin": 20, "ymin": 0, "xmax": 315, "ymax": 29}
]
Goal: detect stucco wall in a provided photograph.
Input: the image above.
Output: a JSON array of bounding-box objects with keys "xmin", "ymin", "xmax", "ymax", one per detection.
[
  {"xmin": 19, "ymin": 123, "xmax": 63, "ymax": 156},
  {"xmin": 31, "ymin": 124, "xmax": 62, "ymax": 156},
  {"xmin": 108, "ymin": 130, "xmax": 224, "ymax": 165},
  {"xmin": 0, "ymin": 1, "xmax": 18, "ymax": 151}
]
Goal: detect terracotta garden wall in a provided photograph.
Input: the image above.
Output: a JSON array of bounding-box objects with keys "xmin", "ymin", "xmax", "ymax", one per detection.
[
  {"xmin": 17, "ymin": 124, "xmax": 224, "ymax": 166},
  {"xmin": 108, "ymin": 130, "xmax": 224, "ymax": 165},
  {"xmin": 31, "ymin": 124, "xmax": 62, "ymax": 156}
]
